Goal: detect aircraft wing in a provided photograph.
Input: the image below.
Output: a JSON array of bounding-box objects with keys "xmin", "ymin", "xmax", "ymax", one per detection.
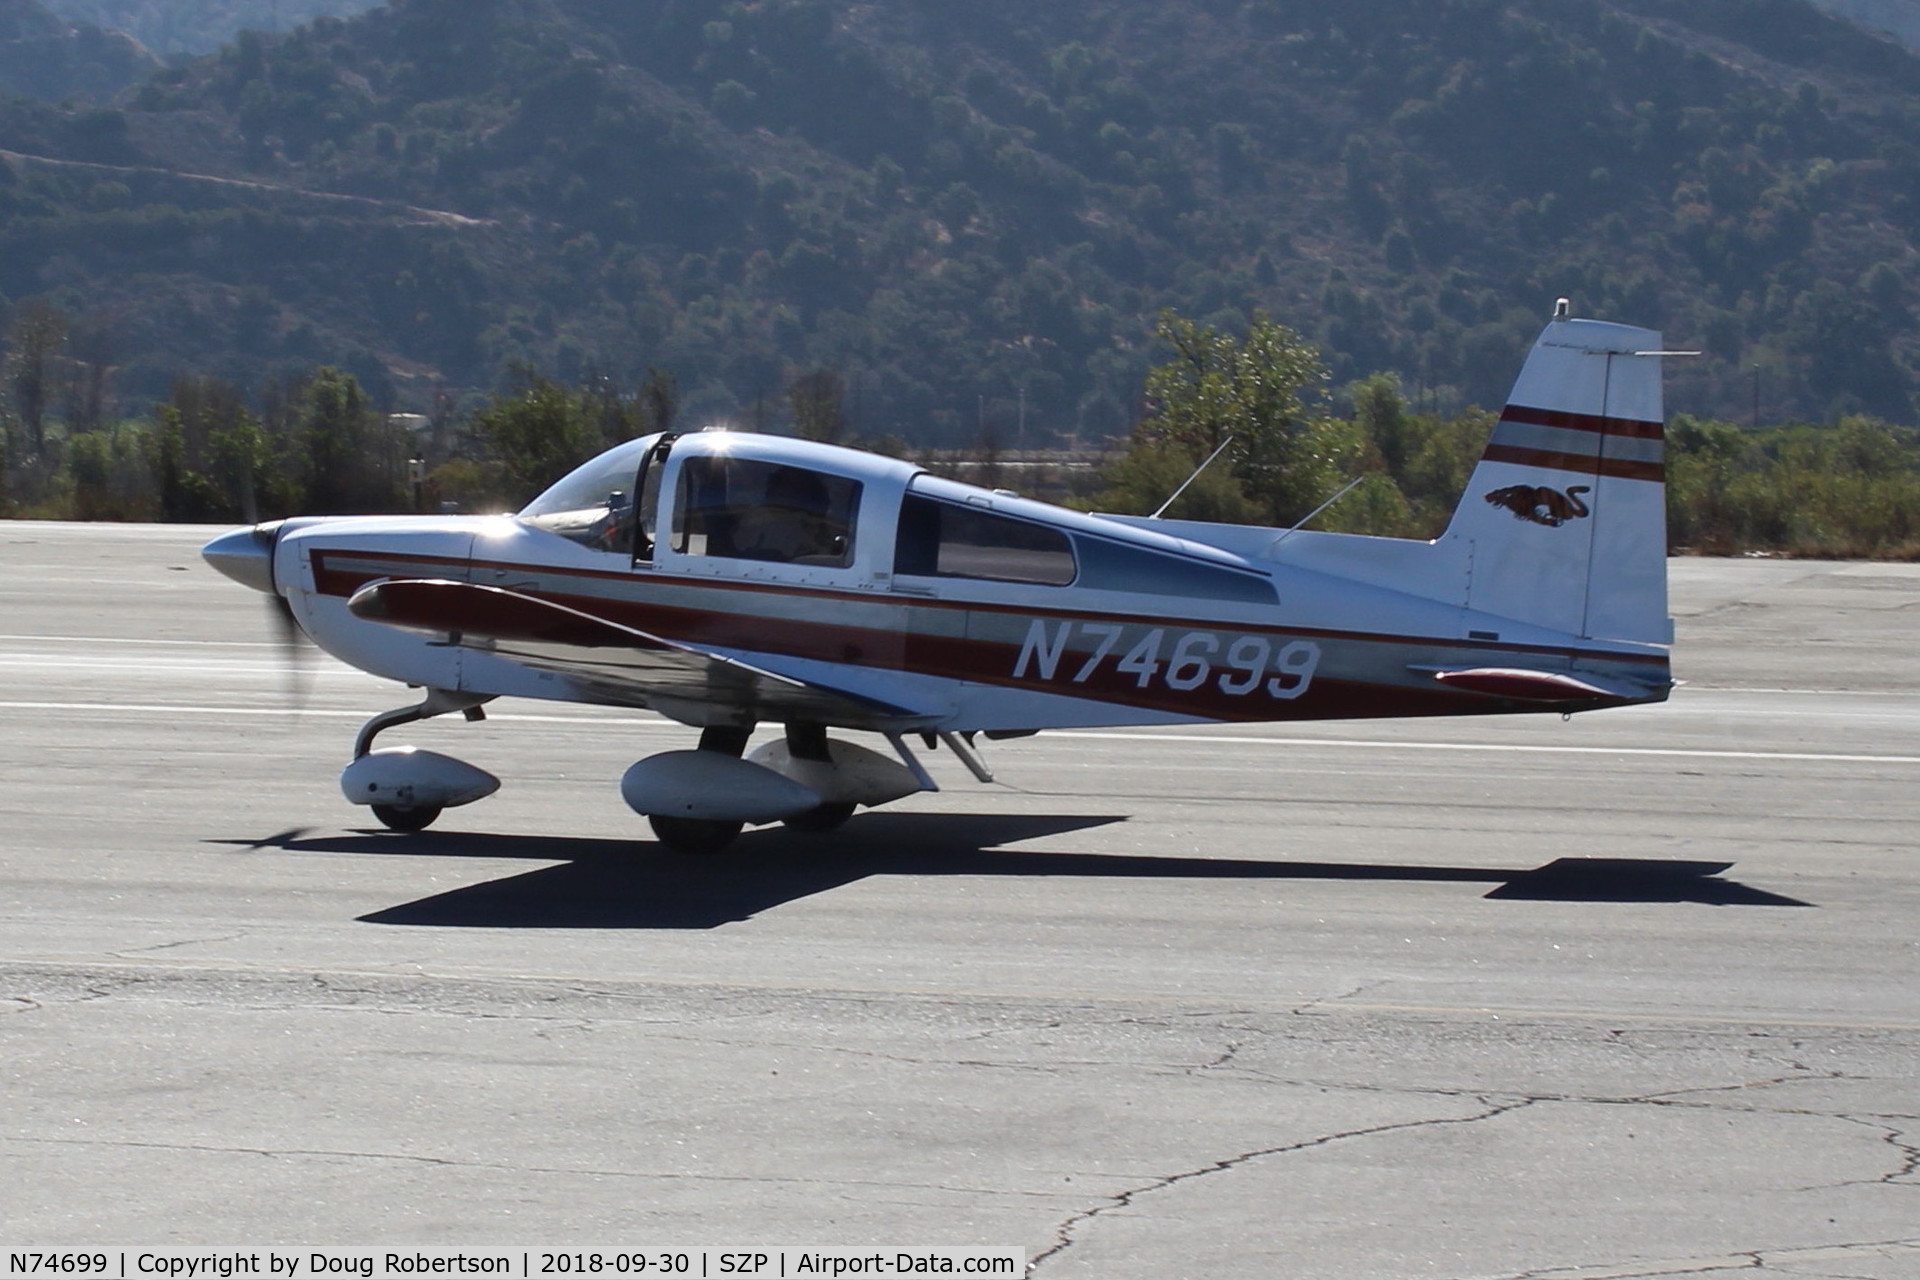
[{"xmin": 347, "ymin": 578, "xmax": 929, "ymax": 728}]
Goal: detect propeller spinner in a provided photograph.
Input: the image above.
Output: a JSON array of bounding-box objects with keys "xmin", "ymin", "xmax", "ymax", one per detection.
[{"xmin": 202, "ymin": 520, "xmax": 313, "ymax": 703}]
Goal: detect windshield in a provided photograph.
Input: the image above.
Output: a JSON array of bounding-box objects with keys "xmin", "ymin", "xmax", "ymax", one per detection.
[
  {"xmin": 519, "ymin": 437, "xmax": 656, "ymax": 519},
  {"xmin": 517, "ymin": 436, "xmax": 658, "ymax": 552}
]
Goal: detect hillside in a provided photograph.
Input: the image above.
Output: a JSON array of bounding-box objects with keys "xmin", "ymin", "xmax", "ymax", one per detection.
[
  {"xmin": 2, "ymin": 0, "xmax": 1919, "ymax": 442},
  {"xmin": 1811, "ymin": 0, "xmax": 1920, "ymax": 49},
  {"xmin": 35, "ymin": 0, "xmax": 384, "ymax": 56},
  {"xmin": 0, "ymin": 0, "xmax": 157, "ymax": 101}
]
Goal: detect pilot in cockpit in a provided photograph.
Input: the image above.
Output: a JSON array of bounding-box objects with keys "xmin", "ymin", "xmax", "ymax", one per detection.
[{"xmin": 733, "ymin": 466, "xmax": 846, "ymax": 564}]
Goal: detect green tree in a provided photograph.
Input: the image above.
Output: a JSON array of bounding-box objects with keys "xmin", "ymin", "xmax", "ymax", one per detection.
[
  {"xmin": 147, "ymin": 406, "xmax": 228, "ymax": 521},
  {"xmin": 1667, "ymin": 413, "xmax": 1752, "ymax": 551},
  {"xmin": 788, "ymin": 368, "xmax": 847, "ymax": 442},
  {"xmin": 1340, "ymin": 374, "xmax": 1492, "ymax": 536},
  {"xmin": 294, "ymin": 368, "xmax": 401, "ymax": 513},
  {"xmin": 472, "ymin": 368, "xmax": 602, "ymax": 505},
  {"xmin": 1085, "ymin": 441, "xmax": 1262, "ymax": 523},
  {"xmin": 1349, "ymin": 372, "xmax": 1415, "ymax": 478},
  {"xmin": 641, "ymin": 367, "xmax": 680, "ymax": 438},
  {"xmin": 153, "ymin": 375, "xmax": 279, "ymax": 520},
  {"xmin": 68, "ymin": 430, "xmax": 113, "ymax": 520},
  {"xmin": 6, "ymin": 299, "xmax": 68, "ymax": 458},
  {"xmin": 1134, "ymin": 310, "xmax": 1352, "ymax": 525}
]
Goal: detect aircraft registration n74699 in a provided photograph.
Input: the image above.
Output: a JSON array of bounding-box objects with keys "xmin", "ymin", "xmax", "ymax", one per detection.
[{"xmin": 203, "ymin": 306, "xmax": 1678, "ymax": 852}]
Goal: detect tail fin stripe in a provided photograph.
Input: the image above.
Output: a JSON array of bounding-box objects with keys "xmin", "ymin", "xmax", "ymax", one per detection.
[
  {"xmin": 1480, "ymin": 444, "xmax": 1663, "ymax": 483},
  {"xmin": 1487, "ymin": 421, "xmax": 1665, "ymax": 466},
  {"xmin": 1500, "ymin": 403, "xmax": 1664, "ymax": 439}
]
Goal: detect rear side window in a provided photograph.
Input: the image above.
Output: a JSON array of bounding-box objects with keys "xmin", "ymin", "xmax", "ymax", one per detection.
[
  {"xmin": 1074, "ymin": 536, "xmax": 1277, "ymax": 603},
  {"xmin": 894, "ymin": 494, "xmax": 1076, "ymax": 585}
]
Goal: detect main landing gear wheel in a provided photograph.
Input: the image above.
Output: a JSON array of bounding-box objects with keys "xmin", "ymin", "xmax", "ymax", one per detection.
[
  {"xmin": 648, "ymin": 814, "xmax": 744, "ymax": 854},
  {"xmin": 781, "ymin": 802, "xmax": 856, "ymax": 833},
  {"xmin": 371, "ymin": 803, "xmax": 442, "ymax": 833}
]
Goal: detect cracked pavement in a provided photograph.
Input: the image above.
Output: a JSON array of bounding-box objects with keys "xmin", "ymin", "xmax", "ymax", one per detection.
[{"xmin": 3, "ymin": 536, "xmax": 1919, "ymax": 1276}]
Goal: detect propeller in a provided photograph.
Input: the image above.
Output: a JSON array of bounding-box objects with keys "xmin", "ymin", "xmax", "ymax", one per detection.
[
  {"xmin": 268, "ymin": 579, "xmax": 316, "ymax": 709},
  {"xmin": 204, "ymin": 518, "xmax": 313, "ymax": 707},
  {"xmin": 254, "ymin": 520, "xmax": 316, "ymax": 709}
]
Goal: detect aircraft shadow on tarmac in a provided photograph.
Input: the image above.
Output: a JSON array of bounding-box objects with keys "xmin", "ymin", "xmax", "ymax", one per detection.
[{"xmin": 213, "ymin": 812, "xmax": 1810, "ymax": 928}]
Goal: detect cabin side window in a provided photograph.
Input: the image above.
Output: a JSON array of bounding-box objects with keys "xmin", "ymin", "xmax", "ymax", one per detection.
[
  {"xmin": 672, "ymin": 456, "xmax": 860, "ymax": 567},
  {"xmin": 894, "ymin": 494, "xmax": 1076, "ymax": 586}
]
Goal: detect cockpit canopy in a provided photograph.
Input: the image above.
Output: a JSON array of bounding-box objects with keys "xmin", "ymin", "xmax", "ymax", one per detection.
[
  {"xmin": 517, "ymin": 432, "xmax": 888, "ymax": 564},
  {"xmin": 517, "ymin": 430, "xmax": 1276, "ymax": 604}
]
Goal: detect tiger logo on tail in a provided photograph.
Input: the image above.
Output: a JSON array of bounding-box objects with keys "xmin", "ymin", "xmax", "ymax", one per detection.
[{"xmin": 1484, "ymin": 484, "xmax": 1591, "ymax": 528}]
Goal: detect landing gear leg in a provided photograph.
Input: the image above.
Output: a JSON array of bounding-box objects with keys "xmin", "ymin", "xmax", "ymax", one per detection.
[
  {"xmin": 353, "ymin": 687, "xmax": 495, "ymax": 759},
  {"xmin": 646, "ymin": 724, "xmax": 752, "ymax": 853},
  {"xmin": 353, "ymin": 688, "xmax": 495, "ymax": 833}
]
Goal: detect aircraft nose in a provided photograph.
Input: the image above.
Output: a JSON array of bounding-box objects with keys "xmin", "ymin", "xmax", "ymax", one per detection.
[{"xmin": 201, "ymin": 522, "xmax": 281, "ymax": 594}]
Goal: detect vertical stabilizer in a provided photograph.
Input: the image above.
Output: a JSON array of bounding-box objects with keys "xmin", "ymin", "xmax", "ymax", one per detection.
[{"xmin": 1442, "ymin": 312, "xmax": 1671, "ymax": 645}]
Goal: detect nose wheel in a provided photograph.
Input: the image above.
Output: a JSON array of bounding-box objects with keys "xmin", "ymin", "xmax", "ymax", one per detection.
[{"xmin": 343, "ymin": 689, "xmax": 499, "ymax": 833}]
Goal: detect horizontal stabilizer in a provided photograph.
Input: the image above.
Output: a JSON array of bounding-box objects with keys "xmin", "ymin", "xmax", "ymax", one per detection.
[{"xmin": 1420, "ymin": 666, "xmax": 1659, "ymax": 703}]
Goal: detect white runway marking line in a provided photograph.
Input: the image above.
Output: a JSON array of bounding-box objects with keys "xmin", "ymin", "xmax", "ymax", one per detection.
[
  {"xmin": 0, "ymin": 633, "xmax": 288, "ymax": 648},
  {"xmin": 1053, "ymin": 730, "xmax": 1920, "ymax": 766},
  {"xmin": 0, "ymin": 699, "xmax": 681, "ymax": 727},
  {"xmin": 2, "ymin": 700, "xmax": 1917, "ymax": 765}
]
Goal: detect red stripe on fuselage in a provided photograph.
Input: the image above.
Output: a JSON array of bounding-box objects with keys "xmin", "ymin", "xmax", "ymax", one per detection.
[
  {"xmin": 308, "ymin": 549, "xmax": 1666, "ymax": 723},
  {"xmin": 309, "ymin": 550, "xmax": 1667, "ymax": 669}
]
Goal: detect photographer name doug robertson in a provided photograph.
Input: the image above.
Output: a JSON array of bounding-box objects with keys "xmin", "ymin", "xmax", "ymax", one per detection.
[{"xmin": 131, "ymin": 1256, "xmax": 512, "ymax": 1278}]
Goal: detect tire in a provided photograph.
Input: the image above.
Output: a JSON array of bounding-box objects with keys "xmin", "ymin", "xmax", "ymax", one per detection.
[
  {"xmin": 371, "ymin": 803, "xmax": 441, "ymax": 833},
  {"xmin": 781, "ymin": 802, "xmax": 856, "ymax": 833},
  {"xmin": 648, "ymin": 814, "xmax": 744, "ymax": 854}
]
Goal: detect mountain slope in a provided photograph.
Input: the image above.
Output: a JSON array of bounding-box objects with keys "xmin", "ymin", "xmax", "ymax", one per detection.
[
  {"xmin": 1811, "ymin": 0, "xmax": 1920, "ymax": 49},
  {"xmin": 36, "ymin": 0, "xmax": 385, "ymax": 56},
  {"xmin": 1, "ymin": 0, "xmax": 1917, "ymax": 437},
  {"xmin": 0, "ymin": 0, "xmax": 158, "ymax": 101}
]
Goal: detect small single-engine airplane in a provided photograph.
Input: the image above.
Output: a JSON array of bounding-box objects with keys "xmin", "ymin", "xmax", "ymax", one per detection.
[{"xmin": 204, "ymin": 305, "xmax": 1677, "ymax": 852}]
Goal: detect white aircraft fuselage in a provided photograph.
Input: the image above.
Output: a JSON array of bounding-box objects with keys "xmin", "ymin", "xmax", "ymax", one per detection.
[{"xmin": 202, "ymin": 312, "xmax": 1676, "ymax": 848}]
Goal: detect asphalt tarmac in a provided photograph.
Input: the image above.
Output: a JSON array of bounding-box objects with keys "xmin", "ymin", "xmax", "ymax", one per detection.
[{"xmin": 2, "ymin": 522, "xmax": 1917, "ymax": 1278}]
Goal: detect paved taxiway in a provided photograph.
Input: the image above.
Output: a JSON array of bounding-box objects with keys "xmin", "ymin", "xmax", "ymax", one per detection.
[{"xmin": 2, "ymin": 523, "xmax": 1917, "ymax": 1278}]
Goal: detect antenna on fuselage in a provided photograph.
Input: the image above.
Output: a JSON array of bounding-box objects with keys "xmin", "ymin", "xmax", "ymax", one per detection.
[
  {"xmin": 1266, "ymin": 474, "xmax": 1368, "ymax": 553},
  {"xmin": 1149, "ymin": 433, "xmax": 1236, "ymax": 520}
]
